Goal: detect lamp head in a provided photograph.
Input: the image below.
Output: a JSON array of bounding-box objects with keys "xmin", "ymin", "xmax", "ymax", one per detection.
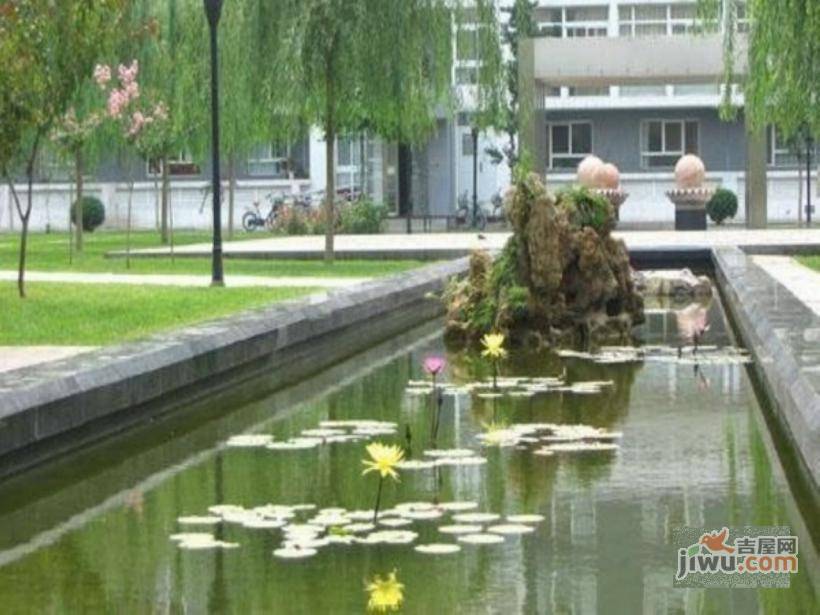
[{"xmin": 204, "ymin": 0, "xmax": 223, "ymax": 27}]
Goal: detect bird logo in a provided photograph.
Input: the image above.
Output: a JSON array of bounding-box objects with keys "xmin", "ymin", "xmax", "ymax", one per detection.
[{"xmin": 699, "ymin": 527, "xmax": 735, "ymax": 553}]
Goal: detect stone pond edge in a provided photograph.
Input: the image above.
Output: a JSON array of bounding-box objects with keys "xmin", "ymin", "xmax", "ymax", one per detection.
[
  {"xmin": 714, "ymin": 246, "xmax": 820, "ymax": 495},
  {"xmin": 0, "ymin": 258, "xmax": 470, "ymax": 477}
]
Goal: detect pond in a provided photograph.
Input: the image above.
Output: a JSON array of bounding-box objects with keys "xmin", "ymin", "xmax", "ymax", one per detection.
[{"xmin": 0, "ymin": 298, "xmax": 816, "ymax": 614}]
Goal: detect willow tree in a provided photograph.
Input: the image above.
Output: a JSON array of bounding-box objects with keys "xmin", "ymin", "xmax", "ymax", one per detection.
[
  {"xmin": 701, "ymin": 0, "xmax": 819, "ymax": 140},
  {"xmin": 487, "ymin": 0, "xmax": 537, "ymax": 168},
  {"xmin": 0, "ymin": 0, "xmax": 125, "ymax": 298},
  {"xmin": 270, "ymin": 0, "xmax": 504, "ymax": 262}
]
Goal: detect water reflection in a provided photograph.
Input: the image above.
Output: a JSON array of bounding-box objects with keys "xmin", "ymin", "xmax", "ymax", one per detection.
[{"xmin": 0, "ymin": 307, "xmax": 815, "ymax": 613}]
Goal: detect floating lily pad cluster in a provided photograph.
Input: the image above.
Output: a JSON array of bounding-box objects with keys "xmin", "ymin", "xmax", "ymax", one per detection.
[
  {"xmin": 405, "ymin": 376, "xmax": 614, "ymax": 400},
  {"xmin": 397, "ymin": 448, "xmax": 487, "ymax": 471},
  {"xmin": 171, "ymin": 500, "xmax": 544, "ymax": 559},
  {"xmin": 477, "ymin": 422, "xmax": 621, "ymax": 457},
  {"xmin": 225, "ymin": 420, "xmax": 398, "ymax": 451},
  {"xmin": 559, "ymin": 345, "xmax": 752, "ymax": 366}
]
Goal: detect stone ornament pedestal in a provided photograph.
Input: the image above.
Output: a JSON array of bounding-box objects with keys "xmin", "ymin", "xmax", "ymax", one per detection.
[
  {"xmin": 596, "ymin": 189, "xmax": 629, "ymax": 221},
  {"xmin": 667, "ymin": 155, "xmax": 712, "ymax": 231},
  {"xmin": 665, "ymin": 188, "xmax": 713, "ymax": 231}
]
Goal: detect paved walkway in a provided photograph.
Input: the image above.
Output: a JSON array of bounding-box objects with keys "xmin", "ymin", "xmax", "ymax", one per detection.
[
  {"xmin": 0, "ymin": 270, "xmax": 370, "ymax": 288},
  {"xmin": 113, "ymin": 228, "xmax": 820, "ymax": 260},
  {"xmin": 0, "ymin": 347, "xmax": 96, "ymax": 374},
  {"xmin": 752, "ymin": 256, "xmax": 820, "ymax": 318}
]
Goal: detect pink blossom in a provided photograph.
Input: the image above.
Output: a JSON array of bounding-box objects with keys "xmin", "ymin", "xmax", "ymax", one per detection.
[
  {"xmin": 423, "ymin": 356, "xmax": 446, "ymax": 376},
  {"xmin": 118, "ymin": 60, "xmax": 139, "ymax": 85},
  {"xmin": 107, "ymin": 89, "xmax": 128, "ymax": 118},
  {"xmin": 127, "ymin": 111, "xmax": 147, "ymax": 137},
  {"xmin": 124, "ymin": 80, "xmax": 139, "ymax": 101},
  {"xmin": 93, "ymin": 64, "xmax": 111, "ymax": 89}
]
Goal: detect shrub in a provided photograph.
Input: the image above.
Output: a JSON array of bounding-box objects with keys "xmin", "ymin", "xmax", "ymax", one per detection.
[
  {"xmin": 338, "ymin": 200, "xmax": 387, "ymax": 234},
  {"xmin": 556, "ymin": 186, "xmax": 612, "ymax": 233},
  {"xmin": 272, "ymin": 205, "xmax": 310, "ymax": 236},
  {"xmin": 706, "ymin": 188, "xmax": 738, "ymax": 225},
  {"xmin": 70, "ymin": 196, "xmax": 106, "ymax": 232}
]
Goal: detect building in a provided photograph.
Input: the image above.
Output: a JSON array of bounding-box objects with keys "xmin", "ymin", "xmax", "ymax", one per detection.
[
  {"xmin": 1, "ymin": 0, "xmax": 816, "ymax": 233},
  {"xmin": 515, "ymin": 0, "xmax": 818, "ymax": 227}
]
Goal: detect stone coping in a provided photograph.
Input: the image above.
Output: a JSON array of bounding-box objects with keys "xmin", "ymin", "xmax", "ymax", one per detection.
[
  {"xmin": 0, "ymin": 258, "xmax": 468, "ymax": 477},
  {"xmin": 714, "ymin": 247, "xmax": 820, "ymax": 494}
]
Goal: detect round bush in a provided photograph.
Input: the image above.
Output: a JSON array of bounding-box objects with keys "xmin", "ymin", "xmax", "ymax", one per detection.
[
  {"xmin": 70, "ymin": 196, "xmax": 106, "ymax": 232},
  {"xmin": 706, "ymin": 188, "xmax": 738, "ymax": 225},
  {"xmin": 338, "ymin": 200, "xmax": 387, "ymax": 234}
]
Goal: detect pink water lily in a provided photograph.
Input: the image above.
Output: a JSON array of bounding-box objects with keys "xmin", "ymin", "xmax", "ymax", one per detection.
[{"xmin": 423, "ymin": 356, "xmax": 446, "ymax": 376}]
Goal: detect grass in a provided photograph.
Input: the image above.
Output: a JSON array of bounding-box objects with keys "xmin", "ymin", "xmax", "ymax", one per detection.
[
  {"xmin": 0, "ymin": 231, "xmax": 423, "ymax": 278},
  {"xmin": 796, "ymin": 255, "xmax": 820, "ymax": 273},
  {"xmin": 0, "ymin": 282, "xmax": 315, "ymax": 345}
]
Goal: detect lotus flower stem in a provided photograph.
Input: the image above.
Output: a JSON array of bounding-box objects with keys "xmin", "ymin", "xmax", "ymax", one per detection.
[
  {"xmin": 492, "ymin": 360, "xmax": 498, "ymax": 391},
  {"xmin": 372, "ymin": 476, "xmax": 384, "ymax": 524}
]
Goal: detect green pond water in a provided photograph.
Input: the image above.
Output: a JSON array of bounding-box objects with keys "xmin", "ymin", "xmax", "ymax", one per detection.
[{"xmin": 0, "ymin": 301, "xmax": 817, "ymax": 614}]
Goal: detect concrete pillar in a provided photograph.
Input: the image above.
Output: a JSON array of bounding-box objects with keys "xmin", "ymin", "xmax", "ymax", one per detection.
[{"xmin": 745, "ymin": 114, "xmax": 768, "ymax": 228}]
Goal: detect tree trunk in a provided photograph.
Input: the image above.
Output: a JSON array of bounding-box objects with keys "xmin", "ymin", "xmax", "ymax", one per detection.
[
  {"xmin": 324, "ymin": 60, "xmax": 337, "ymax": 264},
  {"xmin": 74, "ymin": 148, "xmax": 84, "ymax": 252},
  {"xmin": 228, "ymin": 153, "xmax": 235, "ymax": 240},
  {"xmin": 126, "ymin": 179, "xmax": 134, "ymax": 270},
  {"xmin": 398, "ymin": 143, "xmax": 413, "ymax": 233},
  {"xmin": 798, "ymin": 161, "xmax": 804, "ymax": 227},
  {"xmin": 14, "ymin": 131, "xmax": 42, "ymax": 298},
  {"xmin": 160, "ymin": 156, "xmax": 170, "ymax": 244}
]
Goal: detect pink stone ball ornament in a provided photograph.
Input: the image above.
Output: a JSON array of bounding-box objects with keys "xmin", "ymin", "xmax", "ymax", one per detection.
[
  {"xmin": 576, "ymin": 156, "xmax": 604, "ymax": 188},
  {"xmin": 595, "ymin": 163, "xmax": 620, "ymax": 190},
  {"xmin": 674, "ymin": 155, "xmax": 706, "ymax": 190}
]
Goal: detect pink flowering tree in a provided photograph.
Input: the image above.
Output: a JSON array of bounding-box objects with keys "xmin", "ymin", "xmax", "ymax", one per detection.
[{"xmin": 95, "ymin": 60, "xmax": 173, "ymax": 267}]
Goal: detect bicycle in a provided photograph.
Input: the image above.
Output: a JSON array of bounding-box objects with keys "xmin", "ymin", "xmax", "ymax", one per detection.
[
  {"xmin": 455, "ymin": 191, "xmax": 487, "ymax": 230},
  {"xmin": 242, "ymin": 196, "xmax": 282, "ymax": 232}
]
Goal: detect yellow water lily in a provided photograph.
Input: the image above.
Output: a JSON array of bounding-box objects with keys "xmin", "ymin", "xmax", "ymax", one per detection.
[
  {"xmin": 481, "ymin": 333, "xmax": 508, "ymax": 360},
  {"xmin": 362, "ymin": 443, "xmax": 404, "ymax": 481},
  {"xmin": 366, "ymin": 571, "xmax": 405, "ymax": 613}
]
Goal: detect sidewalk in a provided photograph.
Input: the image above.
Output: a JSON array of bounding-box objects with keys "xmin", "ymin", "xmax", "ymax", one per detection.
[
  {"xmin": 0, "ymin": 270, "xmax": 370, "ymax": 288},
  {"xmin": 110, "ymin": 228, "xmax": 820, "ymax": 260},
  {"xmin": 0, "ymin": 347, "xmax": 95, "ymax": 374},
  {"xmin": 752, "ymin": 256, "xmax": 820, "ymax": 318}
]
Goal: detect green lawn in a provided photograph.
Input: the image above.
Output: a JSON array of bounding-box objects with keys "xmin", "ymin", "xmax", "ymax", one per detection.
[
  {"xmin": 0, "ymin": 282, "xmax": 315, "ymax": 345},
  {"xmin": 796, "ymin": 255, "xmax": 820, "ymax": 273},
  {"xmin": 0, "ymin": 231, "xmax": 422, "ymax": 278}
]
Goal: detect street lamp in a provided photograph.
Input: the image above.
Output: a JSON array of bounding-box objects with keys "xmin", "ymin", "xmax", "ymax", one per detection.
[{"xmin": 204, "ymin": 0, "xmax": 224, "ymax": 286}]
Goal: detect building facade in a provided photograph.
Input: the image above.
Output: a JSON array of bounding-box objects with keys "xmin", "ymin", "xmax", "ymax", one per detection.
[{"xmin": 1, "ymin": 0, "xmax": 816, "ymax": 233}]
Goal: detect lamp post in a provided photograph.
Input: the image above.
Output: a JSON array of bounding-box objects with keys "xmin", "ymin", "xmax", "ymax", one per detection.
[
  {"xmin": 204, "ymin": 0, "xmax": 224, "ymax": 286},
  {"xmin": 807, "ymin": 135, "xmax": 813, "ymax": 228}
]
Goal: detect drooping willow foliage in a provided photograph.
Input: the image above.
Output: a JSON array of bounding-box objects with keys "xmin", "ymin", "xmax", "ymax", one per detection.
[{"xmin": 699, "ymin": 0, "xmax": 820, "ymax": 140}]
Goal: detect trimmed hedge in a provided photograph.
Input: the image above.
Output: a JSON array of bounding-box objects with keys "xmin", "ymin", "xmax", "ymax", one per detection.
[{"xmin": 70, "ymin": 196, "xmax": 106, "ymax": 232}]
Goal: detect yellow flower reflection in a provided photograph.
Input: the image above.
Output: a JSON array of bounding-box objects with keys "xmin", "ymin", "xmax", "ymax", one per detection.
[
  {"xmin": 362, "ymin": 443, "xmax": 404, "ymax": 481},
  {"xmin": 366, "ymin": 570, "xmax": 405, "ymax": 613},
  {"xmin": 481, "ymin": 333, "xmax": 508, "ymax": 360}
]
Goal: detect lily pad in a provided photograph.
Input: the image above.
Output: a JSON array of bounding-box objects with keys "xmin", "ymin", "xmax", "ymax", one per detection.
[
  {"xmin": 415, "ymin": 543, "xmax": 461, "ymax": 555},
  {"xmin": 457, "ymin": 533, "xmax": 505, "ymax": 545},
  {"xmin": 274, "ymin": 546, "xmax": 318, "ymax": 559},
  {"xmin": 506, "ymin": 514, "xmax": 545, "ymax": 524},
  {"xmin": 451, "ymin": 512, "xmax": 500, "ymax": 524},
  {"xmin": 438, "ymin": 524, "xmax": 483, "ymax": 535},
  {"xmin": 177, "ymin": 516, "xmax": 221, "ymax": 526},
  {"xmin": 487, "ymin": 524, "xmax": 535, "ymax": 535}
]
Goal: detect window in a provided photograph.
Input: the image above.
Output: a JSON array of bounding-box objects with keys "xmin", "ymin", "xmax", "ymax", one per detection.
[
  {"xmin": 147, "ymin": 152, "xmax": 200, "ymax": 177},
  {"xmin": 456, "ymin": 66, "xmax": 478, "ymax": 85},
  {"xmin": 569, "ymin": 86, "xmax": 610, "ymax": 97},
  {"xmin": 619, "ymin": 84, "xmax": 667, "ymax": 97},
  {"xmin": 641, "ymin": 119, "xmax": 698, "ymax": 168},
  {"xmin": 765, "ymin": 126, "xmax": 815, "ymax": 168},
  {"xmin": 735, "ymin": 2, "xmax": 750, "ymax": 33},
  {"xmin": 336, "ymin": 134, "xmax": 366, "ymax": 190},
  {"xmin": 619, "ymin": 3, "xmax": 698, "ymax": 37},
  {"xmin": 248, "ymin": 142, "xmax": 293, "ymax": 177},
  {"xmin": 456, "ymin": 27, "xmax": 478, "ymax": 61},
  {"xmin": 548, "ymin": 122, "xmax": 592, "ymax": 169},
  {"xmin": 672, "ymin": 83, "xmax": 720, "ymax": 96},
  {"xmin": 538, "ymin": 6, "xmax": 608, "ymax": 38}
]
